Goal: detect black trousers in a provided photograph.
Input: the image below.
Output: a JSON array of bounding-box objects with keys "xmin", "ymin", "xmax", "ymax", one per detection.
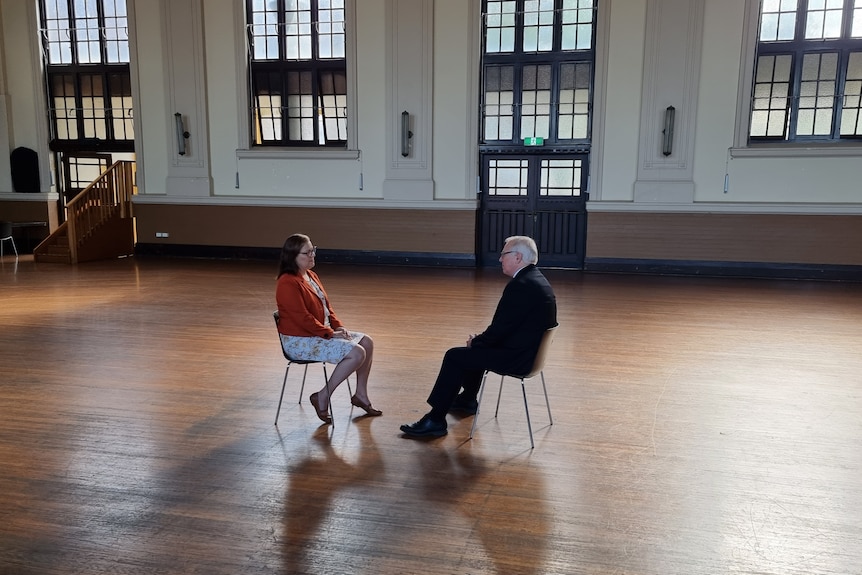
[{"xmin": 426, "ymin": 346, "xmax": 527, "ymax": 416}]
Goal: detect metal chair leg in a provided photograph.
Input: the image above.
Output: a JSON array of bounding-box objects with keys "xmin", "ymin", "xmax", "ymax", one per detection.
[
  {"xmin": 494, "ymin": 374, "xmax": 505, "ymax": 417},
  {"xmin": 471, "ymin": 371, "xmax": 549, "ymax": 448},
  {"xmin": 297, "ymin": 364, "xmax": 352, "ymax": 403},
  {"xmin": 469, "ymin": 371, "xmax": 490, "ymax": 440},
  {"xmin": 322, "ymin": 364, "xmax": 335, "ymax": 427},
  {"xmin": 275, "ymin": 364, "xmax": 291, "ymax": 425},
  {"xmin": 540, "ymin": 371, "xmax": 553, "ymax": 425},
  {"xmin": 1, "ymin": 237, "xmax": 17, "ymax": 258},
  {"xmin": 297, "ymin": 364, "xmax": 310, "ymax": 403},
  {"xmin": 521, "ymin": 379, "xmax": 534, "ymax": 449}
]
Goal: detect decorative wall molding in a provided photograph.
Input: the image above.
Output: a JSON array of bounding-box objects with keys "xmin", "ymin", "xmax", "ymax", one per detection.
[
  {"xmin": 383, "ymin": 0, "xmax": 434, "ymax": 200},
  {"xmin": 161, "ymin": 0, "xmax": 211, "ymax": 195},
  {"xmin": 634, "ymin": 0, "xmax": 705, "ymax": 201}
]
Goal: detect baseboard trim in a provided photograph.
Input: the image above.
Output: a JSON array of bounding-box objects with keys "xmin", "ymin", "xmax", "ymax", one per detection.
[
  {"xmin": 134, "ymin": 243, "xmax": 476, "ymax": 268},
  {"xmin": 584, "ymin": 258, "xmax": 862, "ymax": 282}
]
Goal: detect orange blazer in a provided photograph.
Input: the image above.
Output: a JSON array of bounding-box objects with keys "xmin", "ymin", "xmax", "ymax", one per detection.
[{"xmin": 275, "ymin": 270, "xmax": 343, "ymax": 338}]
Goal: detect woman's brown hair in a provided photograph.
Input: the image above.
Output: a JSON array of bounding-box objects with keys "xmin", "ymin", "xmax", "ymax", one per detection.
[{"xmin": 277, "ymin": 233, "xmax": 311, "ymax": 277}]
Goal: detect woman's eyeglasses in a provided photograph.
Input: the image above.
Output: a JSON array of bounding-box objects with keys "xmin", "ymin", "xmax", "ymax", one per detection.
[{"xmin": 300, "ymin": 247, "xmax": 317, "ymax": 256}]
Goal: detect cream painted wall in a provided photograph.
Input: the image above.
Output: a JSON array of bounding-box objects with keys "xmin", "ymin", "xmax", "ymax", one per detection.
[
  {"xmin": 691, "ymin": 0, "xmax": 745, "ymax": 202},
  {"xmin": 1, "ymin": 0, "xmax": 50, "ymax": 193},
  {"xmin": 353, "ymin": 0, "xmax": 388, "ymax": 199},
  {"xmin": 432, "ymin": 0, "xmax": 478, "ymax": 201},
  {"xmin": 593, "ymin": 0, "xmax": 862, "ymax": 213},
  {"xmin": 202, "ymin": 0, "xmax": 242, "ymax": 198},
  {"xmin": 236, "ymin": 155, "xmax": 365, "ymax": 199},
  {"xmin": 726, "ymin": 155, "xmax": 862, "ymax": 204},
  {"xmin": 595, "ymin": 0, "xmax": 645, "ymax": 203},
  {"xmin": 131, "ymin": 0, "xmax": 169, "ymax": 196},
  {"xmin": 0, "ymin": 3, "xmax": 9, "ymax": 193},
  {"xmin": 144, "ymin": 0, "xmax": 479, "ymax": 206},
  {"xmin": 2, "ymin": 0, "xmax": 861, "ymax": 214}
]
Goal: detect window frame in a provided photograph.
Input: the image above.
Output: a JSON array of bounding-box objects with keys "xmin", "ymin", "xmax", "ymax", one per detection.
[
  {"xmin": 38, "ymin": 0, "xmax": 134, "ymax": 153},
  {"xmin": 479, "ymin": 0, "xmax": 597, "ymax": 151},
  {"xmin": 745, "ymin": 0, "xmax": 862, "ymax": 146},
  {"xmin": 244, "ymin": 0, "xmax": 356, "ymax": 150}
]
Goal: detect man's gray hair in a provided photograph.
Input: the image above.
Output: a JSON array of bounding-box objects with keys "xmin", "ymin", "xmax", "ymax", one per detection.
[{"xmin": 505, "ymin": 235, "xmax": 539, "ymax": 265}]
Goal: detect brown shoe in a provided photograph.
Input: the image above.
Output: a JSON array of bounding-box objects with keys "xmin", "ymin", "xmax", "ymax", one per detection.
[
  {"xmin": 350, "ymin": 395, "xmax": 382, "ymax": 416},
  {"xmin": 309, "ymin": 392, "xmax": 332, "ymax": 424}
]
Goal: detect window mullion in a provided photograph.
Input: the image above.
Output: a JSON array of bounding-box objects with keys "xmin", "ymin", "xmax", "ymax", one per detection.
[
  {"xmin": 516, "ymin": 0, "xmax": 526, "ymax": 54},
  {"xmin": 279, "ymin": 0, "xmax": 287, "ymax": 61},
  {"xmin": 554, "ymin": 0, "xmax": 562, "ymax": 53},
  {"xmin": 790, "ymin": 50, "xmax": 807, "ymax": 140},
  {"xmin": 311, "ymin": 1, "xmax": 320, "ymax": 145},
  {"xmin": 514, "ymin": 62, "xmax": 524, "ymax": 144},
  {"xmin": 549, "ymin": 61, "xmax": 560, "ymax": 143},
  {"xmin": 833, "ymin": 48, "xmax": 849, "ymax": 137},
  {"xmin": 97, "ymin": 0, "xmax": 107, "ymax": 67},
  {"xmin": 73, "ymin": 73, "xmax": 85, "ymax": 142},
  {"xmin": 105, "ymin": 70, "xmax": 116, "ymax": 141},
  {"xmin": 796, "ymin": 0, "xmax": 808, "ymax": 41},
  {"xmin": 68, "ymin": 0, "xmax": 80, "ymax": 65}
]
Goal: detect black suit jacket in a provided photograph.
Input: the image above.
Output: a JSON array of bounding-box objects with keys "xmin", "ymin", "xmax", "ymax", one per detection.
[{"xmin": 469, "ymin": 264, "xmax": 557, "ymax": 374}]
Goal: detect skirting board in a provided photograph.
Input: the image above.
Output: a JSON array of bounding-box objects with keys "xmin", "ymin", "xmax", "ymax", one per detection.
[
  {"xmin": 584, "ymin": 258, "xmax": 862, "ymax": 282},
  {"xmin": 134, "ymin": 244, "xmax": 861, "ymax": 281},
  {"xmin": 135, "ymin": 243, "xmax": 476, "ymax": 268}
]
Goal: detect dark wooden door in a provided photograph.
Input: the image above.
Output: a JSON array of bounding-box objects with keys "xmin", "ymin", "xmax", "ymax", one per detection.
[{"xmin": 478, "ymin": 151, "xmax": 588, "ymax": 268}]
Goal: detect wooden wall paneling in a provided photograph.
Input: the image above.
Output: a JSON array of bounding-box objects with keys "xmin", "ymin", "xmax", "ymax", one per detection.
[
  {"xmin": 586, "ymin": 212, "xmax": 862, "ymax": 265},
  {"xmin": 133, "ymin": 204, "xmax": 476, "ymax": 253}
]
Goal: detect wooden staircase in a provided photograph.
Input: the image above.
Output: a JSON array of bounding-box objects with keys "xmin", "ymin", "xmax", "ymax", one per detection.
[{"xmin": 34, "ymin": 161, "xmax": 136, "ymax": 264}]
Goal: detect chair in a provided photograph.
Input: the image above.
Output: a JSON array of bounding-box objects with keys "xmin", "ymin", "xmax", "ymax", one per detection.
[
  {"xmin": 0, "ymin": 222, "xmax": 18, "ymax": 259},
  {"xmin": 273, "ymin": 311, "xmax": 352, "ymax": 426},
  {"xmin": 469, "ymin": 325, "xmax": 557, "ymax": 449}
]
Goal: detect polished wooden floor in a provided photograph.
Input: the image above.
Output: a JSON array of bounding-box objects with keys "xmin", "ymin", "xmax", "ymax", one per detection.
[{"xmin": 1, "ymin": 254, "xmax": 861, "ymax": 575}]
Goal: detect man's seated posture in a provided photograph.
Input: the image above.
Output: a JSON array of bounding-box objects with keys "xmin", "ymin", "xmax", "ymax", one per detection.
[{"xmin": 400, "ymin": 235, "xmax": 558, "ymax": 438}]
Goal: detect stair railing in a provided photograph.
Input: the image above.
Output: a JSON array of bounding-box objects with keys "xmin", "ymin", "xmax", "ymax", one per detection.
[{"xmin": 66, "ymin": 160, "xmax": 137, "ymax": 263}]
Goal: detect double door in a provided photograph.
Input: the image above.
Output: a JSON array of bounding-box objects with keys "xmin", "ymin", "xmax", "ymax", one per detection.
[{"xmin": 478, "ymin": 151, "xmax": 588, "ymax": 268}]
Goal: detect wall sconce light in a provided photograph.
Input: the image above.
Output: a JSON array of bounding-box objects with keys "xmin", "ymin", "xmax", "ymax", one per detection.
[
  {"xmin": 401, "ymin": 110, "xmax": 413, "ymax": 157},
  {"xmin": 662, "ymin": 105, "xmax": 675, "ymax": 157},
  {"xmin": 175, "ymin": 112, "xmax": 190, "ymax": 156}
]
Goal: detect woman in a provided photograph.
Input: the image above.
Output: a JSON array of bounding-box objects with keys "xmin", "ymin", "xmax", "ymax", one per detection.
[{"xmin": 275, "ymin": 233, "xmax": 381, "ymax": 423}]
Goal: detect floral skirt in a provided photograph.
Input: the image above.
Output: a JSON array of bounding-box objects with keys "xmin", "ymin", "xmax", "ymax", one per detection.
[{"xmin": 279, "ymin": 331, "xmax": 366, "ymax": 364}]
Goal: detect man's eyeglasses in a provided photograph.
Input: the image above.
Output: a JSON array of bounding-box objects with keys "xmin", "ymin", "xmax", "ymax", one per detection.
[
  {"xmin": 300, "ymin": 247, "xmax": 317, "ymax": 256},
  {"xmin": 500, "ymin": 250, "xmax": 516, "ymax": 257}
]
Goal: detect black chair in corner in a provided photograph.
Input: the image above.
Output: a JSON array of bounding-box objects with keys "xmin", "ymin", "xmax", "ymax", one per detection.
[
  {"xmin": 273, "ymin": 311, "xmax": 352, "ymax": 426},
  {"xmin": 469, "ymin": 325, "xmax": 558, "ymax": 449},
  {"xmin": 0, "ymin": 222, "xmax": 18, "ymax": 259}
]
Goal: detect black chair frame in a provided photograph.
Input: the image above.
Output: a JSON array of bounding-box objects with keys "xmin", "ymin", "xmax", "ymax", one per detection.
[{"xmin": 273, "ymin": 311, "xmax": 352, "ymax": 426}]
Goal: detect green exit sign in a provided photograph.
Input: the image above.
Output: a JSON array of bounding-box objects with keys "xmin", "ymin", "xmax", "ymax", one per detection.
[{"xmin": 523, "ymin": 137, "xmax": 544, "ymax": 146}]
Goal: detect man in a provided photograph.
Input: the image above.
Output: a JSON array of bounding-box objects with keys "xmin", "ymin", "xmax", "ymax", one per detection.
[{"xmin": 400, "ymin": 235, "xmax": 557, "ymax": 438}]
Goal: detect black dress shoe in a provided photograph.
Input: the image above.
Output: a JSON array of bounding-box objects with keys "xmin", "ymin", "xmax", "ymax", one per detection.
[
  {"xmin": 449, "ymin": 395, "xmax": 478, "ymax": 415},
  {"xmin": 400, "ymin": 416, "xmax": 447, "ymax": 437}
]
